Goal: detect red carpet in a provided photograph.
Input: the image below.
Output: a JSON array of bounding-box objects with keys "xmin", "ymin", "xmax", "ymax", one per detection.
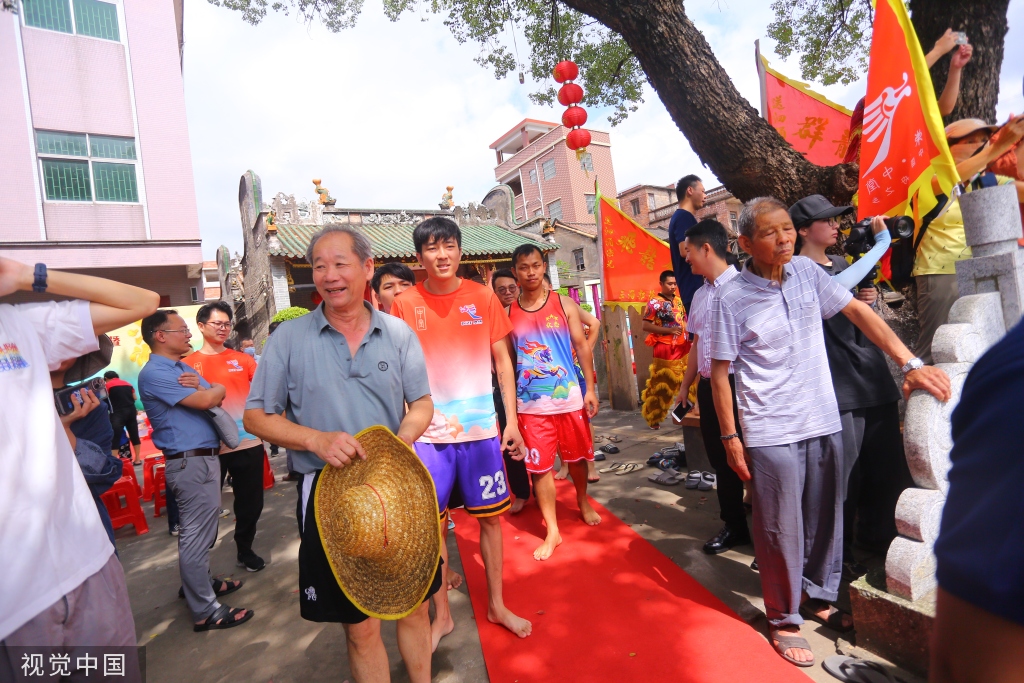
[{"xmin": 450, "ymin": 481, "xmax": 810, "ymax": 683}]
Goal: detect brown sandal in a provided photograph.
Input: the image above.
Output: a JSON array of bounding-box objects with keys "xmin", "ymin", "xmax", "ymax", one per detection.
[{"xmin": 771, "ymin": 631, "xmax": 815, "ymax": 668}]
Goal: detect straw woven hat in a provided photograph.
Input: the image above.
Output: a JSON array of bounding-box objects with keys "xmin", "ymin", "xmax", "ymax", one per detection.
[{"xmin": 314, "ymin": 426, "xmax": 441, "ymax": 620}]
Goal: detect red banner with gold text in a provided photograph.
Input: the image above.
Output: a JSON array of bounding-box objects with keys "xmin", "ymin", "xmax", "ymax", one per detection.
[{"xmin": 596, "ymin": 191, "xmax": 674, "ymax": 308}]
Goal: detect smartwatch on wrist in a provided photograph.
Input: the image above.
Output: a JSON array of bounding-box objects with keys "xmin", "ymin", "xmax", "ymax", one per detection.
[
  {"xmin": 32, "ymin": 263, "xmax": 47, "ymax": 293},
  {"xmin": 900, "ymin": 357, "xmax": 924, "ymax": 375}
]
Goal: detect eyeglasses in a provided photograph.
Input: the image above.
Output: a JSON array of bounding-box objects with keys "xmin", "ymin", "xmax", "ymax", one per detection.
[
  {"xmin": 157, "ymin": 328, "xmax": 191, "ymax": 335},
  {"xmin": 495, "ymin": 285, "xmax": 518, "ymax": 294},
  {"xmin": 200, "ymin": 321, "xmax": 232, "ymax": 330}
]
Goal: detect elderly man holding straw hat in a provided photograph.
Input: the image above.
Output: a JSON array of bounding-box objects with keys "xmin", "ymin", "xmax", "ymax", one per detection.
[{"xmin": 244, "ymin": 225, "xmax": 440, "ymax": 683}]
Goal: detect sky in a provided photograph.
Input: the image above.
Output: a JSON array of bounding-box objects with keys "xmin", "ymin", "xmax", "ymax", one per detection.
[{"xmin": 182, "ymin": 0, "xmax": 1024, "ymax": 259}]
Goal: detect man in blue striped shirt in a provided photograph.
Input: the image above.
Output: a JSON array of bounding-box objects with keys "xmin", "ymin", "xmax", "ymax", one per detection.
[{"xmin": 709, "ymin": 197, "xmax": 950, "ymax": 668}]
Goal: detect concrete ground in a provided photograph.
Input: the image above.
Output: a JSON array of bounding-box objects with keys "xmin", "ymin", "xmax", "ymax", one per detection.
[{"xmin": 119, "ymin": 410, "xmax": 915, "ymax": 683}]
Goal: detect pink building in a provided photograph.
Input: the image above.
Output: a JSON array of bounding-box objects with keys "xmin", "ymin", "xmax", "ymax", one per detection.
[
  {"xmin": 0, "ymin": 0, "xmax": 203, "ymax": 306},
  {"xmin": 490, "ymin": 119, "xmax": 617, "ymax": 230}
]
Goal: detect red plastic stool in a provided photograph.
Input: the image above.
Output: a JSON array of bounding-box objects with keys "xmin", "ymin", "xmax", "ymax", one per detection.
[
  {"xmin": 142, "ymin": 453, "xmax": 164, "ymax": 501},
  {"xmin": 263, "ymin": 452, "xmax": 275, "ymax": 490},
  {"xmin": 100, "ymin": 476, "xmax": 149, "ymax": 536},
  {"xmin": 121, "ymin": 459, "xmax": 142, "ymax": 497},
  {"xmin": 153, "ymin": 464, "xmax": 167, "ymax": 518}
]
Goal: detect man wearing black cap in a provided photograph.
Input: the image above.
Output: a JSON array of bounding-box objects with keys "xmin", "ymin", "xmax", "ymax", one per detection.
[{"xmin": 790, "ymin": 195, "xmax": 914, "ymax": 579}]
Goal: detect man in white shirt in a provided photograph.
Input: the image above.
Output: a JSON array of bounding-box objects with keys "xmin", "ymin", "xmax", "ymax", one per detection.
[
  {"xmin": 709, "ymin": 198, "xmax": 951, "ymax": 668},
  {"xmin": 0, "ymin": 256, "xmax": 158, "ymax": 678}
]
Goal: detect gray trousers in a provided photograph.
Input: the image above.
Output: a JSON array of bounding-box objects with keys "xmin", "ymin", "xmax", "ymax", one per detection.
[
  {"xmin": 915, "ymin": 273, "xmax": 958, "ymax": 365},
  {"xmin": 164, "ymin": 454, "xmax": 221, "ymax": 621},
  {"xmin": 747, "ymin": 432, "xmax": 844, "ymax": 628}
]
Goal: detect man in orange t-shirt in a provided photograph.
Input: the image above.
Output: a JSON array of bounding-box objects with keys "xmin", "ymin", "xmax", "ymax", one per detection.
[{"xmin": 183, "ymin": 301, "xmax": 266, "ymax": 572}]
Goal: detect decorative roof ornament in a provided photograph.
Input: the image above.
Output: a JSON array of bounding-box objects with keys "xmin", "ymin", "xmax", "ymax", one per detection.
[
  {"xmin": 312, "ymin": 178, "xmax": 336, "ymax": 205},
  {"xmin": 439, "ymin": 185, "xmax": 454, "ymax": 210}
]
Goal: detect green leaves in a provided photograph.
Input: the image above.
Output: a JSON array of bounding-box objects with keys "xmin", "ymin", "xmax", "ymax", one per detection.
[{"xmin": 767, "ymin": 0, "xmax": 874, "ymax": 86}]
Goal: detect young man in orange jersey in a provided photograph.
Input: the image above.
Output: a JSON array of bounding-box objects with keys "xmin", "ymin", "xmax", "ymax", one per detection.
[
  {"xmin": 392, "ymin": 217, "xmax": 532, "ymax": 648},
  {"xmin": 509, "ymin": 245, "xmax": 600, "ymax": 561},
  {"xmin": 183, "ymin": 301, "xmax": 266, "ymax": 572}
]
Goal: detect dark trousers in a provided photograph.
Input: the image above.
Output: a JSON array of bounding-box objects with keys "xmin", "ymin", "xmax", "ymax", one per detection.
[
  {"xmin": 218, "ymin": 444, "xmax": 266, "ymax": 558},
  {"xmin": 697, "ymin": 375, "xmax": 748, "ymax": 533},
  {"xmin": 166, "ymin": 485, "xmax": 180, "ymax": 530},
  {"xmin": 495, "ymin": 384, "xmax": 530, "ymax": 501},
  {"xmin": 840, "ymin": 402, "xmax": 912, "ymax": 560}
]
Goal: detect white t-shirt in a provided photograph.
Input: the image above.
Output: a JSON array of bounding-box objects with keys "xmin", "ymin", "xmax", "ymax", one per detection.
[{"xmin": 0, "ymin": 300, "xmax": 113, "ymax": 640}]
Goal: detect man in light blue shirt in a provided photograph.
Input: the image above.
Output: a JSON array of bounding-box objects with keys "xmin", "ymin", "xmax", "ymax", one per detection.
[{"xmin": 139, "ymin": 310, "xmax": 253, "ymax": 632}]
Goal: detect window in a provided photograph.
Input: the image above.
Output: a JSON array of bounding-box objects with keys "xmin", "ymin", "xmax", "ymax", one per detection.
[
  {"xmin": 729, "ymin": 211, "xmax": 738, "ymax": 231},
  {"xmin": 585, "ymin": 193, "xmax": 596, "ymax": 215},
  {"xmin": 579, "ymin": 152, "xmax": 594, "ymax": 172},
  {"xmin": 648, "ymin": 193, "xmax": 657, "ymax": 211},
  {"xmin": 25, "ymin": 0, "xmax": 120, "ymax": 41},
  {"xmin": 36, "ymin": 130, "xmax": 139, "ymax": 203},
  {"xmin": 190, "ymin": 286, "xmax": 200, "ymax": 303},
  {"xmin": 548, "ymin": 199, "xmax": 562, "ymax": 221},
  {"xmin": 630, "ymin": 198, "xmax": 641, "ymax": 216},
  {"xmin": 534, "ymin": 209, "xmax": 543, "ymax": 217},
  {"xmin": 542, "ymin": 158, "xmax": 556, "ymax": 180},
  {"xmin": 529, "ymin": 169, "xmax": 538, "ymax": 184},
  {"xmin": 573, "ymin": 248, "xmax": 585, "ymax": 271}
]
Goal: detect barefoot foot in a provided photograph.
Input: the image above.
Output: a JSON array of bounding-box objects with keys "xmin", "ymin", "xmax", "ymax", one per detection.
[
  {"xmin": 488, "ymin": 605, "xmax": 532, "ymax": 638},
  {"xmin": 587, "ymin": 461, "xmax": 600, "ymax": 482},
  {"xmin": 553, "ymin": 466, "xmax": 569, "ymax": 481},
  {"xmin": 579, "ymin": 498, "xmax": 601, "ymax": 526},
  {"xmin": 431, "ymin": 613, "xmax": 455, "ymax": 652},
  {"xmin": 447, "ymin": 569, "xmax": 463, "ymax": 591},
  {"xmin": 509, "ymin": 498, "xmax": 526, "ymax": 514},
  {"xmin": 533, "ymin": 531, "xmax": 562, "ymax": 560}
]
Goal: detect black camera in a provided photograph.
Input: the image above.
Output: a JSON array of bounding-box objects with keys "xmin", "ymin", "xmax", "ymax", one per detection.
[{"xmin": 844, "ymin": 215, "xmax": 915, "ymax": 258}]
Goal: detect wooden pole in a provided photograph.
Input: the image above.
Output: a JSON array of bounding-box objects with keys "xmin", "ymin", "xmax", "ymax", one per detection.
[
  {"xmin": 601, "ymin": 305, "xmax": 639, "ymax": 411},
  {"xmin": 628, "ymin": 307, "xmax": 653, "ymax": 399}
]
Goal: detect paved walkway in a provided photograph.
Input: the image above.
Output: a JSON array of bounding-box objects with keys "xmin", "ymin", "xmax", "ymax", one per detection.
[{"xmin": 119, "ymin": 411, "xmax": 913, "ymax": 683}]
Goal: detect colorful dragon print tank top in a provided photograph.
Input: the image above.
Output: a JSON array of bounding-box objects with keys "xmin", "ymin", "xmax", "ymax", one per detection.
[{"xmin": 509, "ymin": 291, "xmax": 584, "ymax": 416}]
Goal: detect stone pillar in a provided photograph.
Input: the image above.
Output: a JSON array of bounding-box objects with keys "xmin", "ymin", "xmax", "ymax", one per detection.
[
  {"xmin": 270, "ymin": 257, "xmax": 292, "ymax": 312},
  {"xmin": 851, "ymin": 185, "xmax": 1023, "ymax": 675}
]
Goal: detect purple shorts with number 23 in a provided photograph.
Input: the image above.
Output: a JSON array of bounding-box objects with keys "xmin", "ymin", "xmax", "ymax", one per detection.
[{"xmin": 413, "ymin": 436, "xmax": 510, "ymax": 518}]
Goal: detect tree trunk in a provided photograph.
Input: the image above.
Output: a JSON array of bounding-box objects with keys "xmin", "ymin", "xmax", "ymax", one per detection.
[
  {"xmin": 910, "ymin": 0, "xmax": 1010, "ymax": 124},
  {"xmin": 562, "ymin": 0, "xmax": 860, "ymax": 206}
]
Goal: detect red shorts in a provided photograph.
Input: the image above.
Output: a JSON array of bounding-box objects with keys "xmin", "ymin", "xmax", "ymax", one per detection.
[
  {"xmin": 518, "ymin": 409, "xmax": 594, "ymax": 474},
  {"xmin": 653, "ymin": 342, "xmax": 688, "ymax": 360}
]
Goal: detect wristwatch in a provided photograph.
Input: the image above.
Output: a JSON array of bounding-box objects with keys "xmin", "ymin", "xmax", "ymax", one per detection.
[
  {"xmin": 900, "ymin": 357, "xmax": 924, "ymax": 375},
  {"xmin": 32, "ymin": 263, "xmax": 47, "ymax": 293}
]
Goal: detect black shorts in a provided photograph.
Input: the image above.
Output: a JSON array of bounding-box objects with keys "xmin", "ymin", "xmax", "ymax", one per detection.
[
  {"xmin": 298, "ymin": 469, "xmax": 443, "ymax": 624},
  {"xmin": 109, "ymin": 410, "xmax": 140, "ymax": 451}
]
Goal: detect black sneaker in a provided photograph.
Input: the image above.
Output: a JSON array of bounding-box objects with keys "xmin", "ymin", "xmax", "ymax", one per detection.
[
  {"xmin": 237, "ymin": 554, "xmax": 266, "ymax": 572},
  {"xmin": 169, "ymin": 524, "xmax": 181, "ymax": 536}
]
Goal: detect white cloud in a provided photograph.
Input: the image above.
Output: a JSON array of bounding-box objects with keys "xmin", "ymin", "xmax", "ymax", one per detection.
[{"xmin": 183, "ymin": 0, "xmax": 1023, "ymax": 258}]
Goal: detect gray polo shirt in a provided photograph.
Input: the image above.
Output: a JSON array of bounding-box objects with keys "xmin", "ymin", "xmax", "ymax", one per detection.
[
  {"xmin": 245, "ymin": 302, "xmax": 431, "ymax": 474},
  {"xmin": 710, "ymin": 255, "xmax": 852, "ymax": 447}
]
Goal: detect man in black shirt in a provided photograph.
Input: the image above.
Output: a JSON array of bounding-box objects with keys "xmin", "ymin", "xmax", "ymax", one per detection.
[
  {"xmin": 668, "ymin": 175, "xmax": 707, "ymax": 313},
  {"xmin": 790, "ymin": 196, "xmax": 914, "ymax": 577},
  {"xmin": 105, "ymin": 370, "xmax": 142, "ymax": 464}
]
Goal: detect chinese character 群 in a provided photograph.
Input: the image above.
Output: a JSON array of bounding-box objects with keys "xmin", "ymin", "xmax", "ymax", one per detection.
[
  {"xmin": 104, "ymin": 654, "xmax": 126, "ymax": 677},
  {"xmin": 21, "ymin": 654, "xmax": 43, "ymax": 677},
  {"xmin": 76, "ymin": 654, "xmax": 98, "ymax": 676},
  {"xmin": 50, "ymin": 654, "xmax": 71, "ymax": 677},
  {"xmin": 795, "ymin": 116, "xmax": 829, "ymax": 149}
]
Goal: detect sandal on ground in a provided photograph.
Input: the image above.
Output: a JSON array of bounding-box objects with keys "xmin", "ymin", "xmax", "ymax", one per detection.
[
  {"xmin": 600, "ymin": 444, "xmax": 620, "ymax": 455},
  {"xmin": 770, "ymin": 631, "xmax": 815, "ymax": 668},
  {"xmin": 800, "ymin": 599, "xmax": 854, "ymax": 633},
  {"xmin": 615, "ymin": 463, "xmax": 643, "ymax": 475},
  {"xmin": 607, "ymin": 435, "xmax": 622, "ymax": 443},
  {"xmin": 648, "ymin": 469, "xmax": 682, "ymax": 485},
  {"xmin": 684, "ymin": 470, "xmax": 702, "ymax": 489},
  {"xmin": 193, "ymin": 605, "xmax": 254, "ymax": 632},
  {"xmin": 593, "ymin": 451, "xmax": 606, "ymax": 461},
  {"xmin": 698, "ymin": 471, "xmax": 716, "ymax": 491},
  {"xmin": 821, "ymin": 655, "xmax": 897, "ymax": 683},
  {"xmin": 598, "ymin": 462, "xmax": 625, "ymax": 473},
  {"xmin": 179, "ymin": 578, "xmax": 243, "ymax": 600}
]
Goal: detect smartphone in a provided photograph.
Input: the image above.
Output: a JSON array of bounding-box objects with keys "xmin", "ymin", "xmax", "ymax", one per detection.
[{"xmin": 54, "ymin": 377, "xmax": 109, "ymax": 416}]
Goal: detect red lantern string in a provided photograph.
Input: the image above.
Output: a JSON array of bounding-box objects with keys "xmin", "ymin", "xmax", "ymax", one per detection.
[{"xmin": 553, "ymin": 60, "xmax": 590, "ymax": 166}]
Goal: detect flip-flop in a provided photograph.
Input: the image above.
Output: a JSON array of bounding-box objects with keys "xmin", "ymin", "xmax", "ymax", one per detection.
[
  {"xmin": 648, "ymin": 469, "xmax": 683, "ymax": 485},
  {"xmin": 770, "ymin": 631, "xmax": 815, "ymax": 668},
  {"xmin": 607, "ymin": 435, "xmax": 622, "ymax": 443},
  {"xmin": 600, "ymin": 444, "xmax": 620, "ymax": 455},
  {"xmin": 684, "ymin": 470, "xmax": 702, "ymax": 489},
  {"xmin": 698, "ymin": 472, "xmax": 716, "ymax": 491},
  {"xmin": 800, "ymin": 599, "xmax": 854, "ymax": 634},
  {"xmin": 821, "ymin": 656, "xmax": 897, "ymax": 683},
  {"xmin": 615, "ymin": 463, "xmax": 643, "ymax": 475},
  {"xmin": 599, "ymin": 462, "xmax": 625, "ymax": 473}
]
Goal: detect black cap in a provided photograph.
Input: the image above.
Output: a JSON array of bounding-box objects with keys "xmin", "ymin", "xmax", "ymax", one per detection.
[{"xmin": 788, "ymin": 194, "xmax": 854, "ymax": 228}]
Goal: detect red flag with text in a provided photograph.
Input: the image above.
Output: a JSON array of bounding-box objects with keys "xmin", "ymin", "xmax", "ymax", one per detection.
[{"xmin": 596, "ymin": 190, "xmax": 673, "ymax": 307}]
